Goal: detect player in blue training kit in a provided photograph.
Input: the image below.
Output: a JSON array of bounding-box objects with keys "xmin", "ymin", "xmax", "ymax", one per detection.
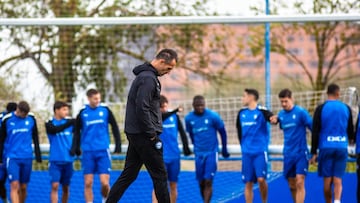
[
  {"xmin": 0, "ymin": 102, "xmax": 17, "ymax": 203},
  {"xmin": 152, "ymin": 95, "xmax": 191, "ymax": 203},
  {"xmin": 71, "ymin": 89, "xmax": 121, "ymax": 203},
  {"xmin": 356, "ymin": 107, "xmax": 360, "ymax": 203},
  {"xmin": 236, "ymin": 88, "xmax": 276, "ymax": 203},
  {"xmin": 0, "ymin": 101, "xmax": 42, "ymax": 203},
  {"xmin": 45, "ymin": 101, "xmax": 75, "ymax": 203},
  {"xmin": 185, "ymin": 95, "xmax": 229, "ymax": 203},
  {"xmin": 276, "ymin": 89, "xmax": 312, "ymax": 203},
  {"xmin": 310, "ymin": 84, "xmax": 354, "ymax": 203}
]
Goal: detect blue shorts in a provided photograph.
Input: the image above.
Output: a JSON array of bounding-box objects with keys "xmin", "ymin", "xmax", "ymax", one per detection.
[
  {"xmin": 318, "ymin": 148, "xmax": 347, "ymax": 178},
  {"xmin": 283, "ymin": 153, "xmax": 309, "ymax": 179},
  {"xmin": 242, "ymin": 152, "xmax": 268, "ymax": 183},
  {"xmin": 49, "ymin": 162, "xmax": 74, "ymax": 186},
  {"xmin": 6, "ymin": 158, "xmax": 32, "ymax": 183},
  {"xmin": 195, "ymin": 152, "xmax": 217, "ymax": 181},
  {"xmin": 164, "ymin": 158, "xmax": 180, "ymax": 182},
  {"xmin": 82, "ymin": 149, "xmax": 111, "ymax": 175},
  {"xmin": 0, "ymin": 163, "xmax": 6, "ymax": 181}
]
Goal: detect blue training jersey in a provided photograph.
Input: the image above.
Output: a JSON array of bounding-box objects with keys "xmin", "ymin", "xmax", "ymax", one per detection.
[
  {"xmin": 278, "ymin": 105, "xmax": 312, "ymax": 156},
  {"xmin": 77, "ymin": 104, "xmax": 114, "ymax": 151},
  {"xmin": 47, "ymin": 118, "xmax": 74, "ymax": 162},
  {"xmin": 185, "ymin": 108, "xmax": 224, "ymax": 155},
  {"xmin": 317, "ymin": 100, "xmax": 351, "ymax": 150},
  {"xmin": 160, "ymin": 113, "xmax": 180, "ymax": 161},
  {"xmin": 1, "ymin": 112, "xmax": 37, "ymax": 159},
  {"xmin": 236, "ymin": 106, "xmax": 273, "ymax": 154}
]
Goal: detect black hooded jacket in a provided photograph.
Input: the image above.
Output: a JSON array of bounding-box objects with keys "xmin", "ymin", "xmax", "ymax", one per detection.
[{"xmin": 124, "ymin": 62, "xmax": 162, "ymax": 137}]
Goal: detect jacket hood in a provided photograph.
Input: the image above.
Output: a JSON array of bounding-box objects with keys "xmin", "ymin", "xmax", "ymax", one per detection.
[{"xmin": 133, "ymin": 62, "xmax": 159, "ymax": 76}]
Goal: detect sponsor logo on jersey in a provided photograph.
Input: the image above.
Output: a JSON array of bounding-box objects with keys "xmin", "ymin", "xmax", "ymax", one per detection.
[
  {"xmin": 327, "ymin": 136, "xmax": 347, "ymax": 142},
  {"xmin": 86, "ymin": 119, "xmax": 104, "ymax": 126},
  {"xmin": 12, "ymin": 128, "xmax": 29, "ymax": 134}
]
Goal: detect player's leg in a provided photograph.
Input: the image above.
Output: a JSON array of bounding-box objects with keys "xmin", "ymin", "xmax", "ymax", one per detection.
[
  {"xmin": 51, "ymin": 182, "xmax": 60, "ymax": 203},
  {"xmin": 99, "ymin": 174, "xmax": 110, "ymax": 202},
  {"xmin": 19, "ymin": 158, "xmax": 32, "ymax": 203},
  {"xmin": 0, "ymin": 163, "xmax": 8, "ymax": 202},
  {"xmin": 255, "ymin": 152, "xmax": 268, "ymax": 203},
  {"xmin": 60, "ymin": 162, "xmax": 74, "ymax": 203},
  {"xmin": 62, "ymin": 185, "xmax": 70, "ymax": 203},
  {"xmin": 295, "ymin": 175, "xmax": 305, "ymax": 203},
  {"xmin": 10, "ymin": 181, "xmax": 20, "ymax": 203},
  {"xmin": 195, "ymin": 155, "xmax": 205, "ymax": 199},
  {"xmin": 169, "ymin": 182, "xmax": 178, "ymax": 203},
  {"xmin": 141, "ymin": 136, "xmax": 170, "ymax": 203},
  {"xmin": 97, "ymin": 149, "xmax": 112, "ymax": 202},
  {"xmin": 106, "ymin": 135, "xmax": 143, "ymax": 203},
  {"xmin": 49, "ymin": 162, "xmax": 61, "ymax": 203},
  {"xmin": 202, "ymin": 152, "xmax": 217, "ymax": 203},
  {"xmin": 168, "ymin": 159, "xmax": 180, "ymax": 203},
  {"xmin": 7, "ymin": 158, "xmax": 20, "ymax": 203},
  {"xmin": 84, "ymin": 174, "xmax": 94, "ymax": 203},
  {"xmin": 332, "ymin": 148, "xmax": 347, "ymax": 203},
  {"xmin": 245, "ymin": 182, "xmax": 254, "ymax": 203},
  {"xmin": 318, "ymin": 149, "xmax": 333, "ymax": 203},
  {"xmin": 295, "ymin": 154, "xmax": 308, "ymax": 203},
  {"xmin": 287, "ymin": 178, "xmax": 296, "ymax": 201},
  {"xmin": 333, "ymin": 177, "xmax": 342, "ymax": 202},
  {"xmin": 284, "ymin": 156, "xmax": 296, "ymax": 201},
  {"xmin": 82, "ymin": 151, "xmax": 95, "ymax": 203},
  {"xmin": 242, "ymin": 154, "xmax": 255, "ymax": 203},
  {"xmin": 323, "ymin": 177, "xmax": 333, "ymax": 203}
]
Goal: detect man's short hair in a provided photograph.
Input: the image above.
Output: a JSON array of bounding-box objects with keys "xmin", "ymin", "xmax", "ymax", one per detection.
[
  {"xmin": 17, "ymin": 101, "xmax": 30, "ymax": 114},
  {"xmin": 278, "ymin": 88, "xmax": 292, "ymax": 98},
  {"xmin": 327, "ymin": 83, "xmax": 340, "ymax": 95},
  {"xmin": 86, "ymin": 88, "xmax": 100, "ymax": 97},
  {"xmin": 245, "ymin": 88, "xmax": 259, "ymax": 101},
  {"xmin": 6, "ymin": 102, "xmax": 17, "ymax": 112},
  {"xmin": 53, "ymin": 101, "xmax": 69, "ymax": 113},
  {"xmin": 160, "ymin": 95, "xmax": 168, "ymax": 106},
  {"xmin": 193, "ymin": 95, "xmax": 205, "ymax": 103},
  {"xmin": 156, "ymin": 49, "xmax": 178, "ymax": 64}
]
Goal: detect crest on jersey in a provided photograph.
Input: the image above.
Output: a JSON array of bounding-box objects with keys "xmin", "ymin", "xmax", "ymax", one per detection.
[
  {"xmin": 83, "ymin": 113, "xmax": 88, "ymax": 117},
  {"xmin": 292, "ymin": 114, "xmax": 296, "ymax": 119},
  {"xmin": 169, "ymin": 116, "xmax": 174, "ymax": 122},
  {"xmin": 25, "ymin": 121, "xmax": 29, "ymax": 125},
  {"xmin": 190, "ymin": 121, "xmax": 195, "ymax": 125},
  {"xmin": 204, "ymin": 119, "xmax": 209, "ymax": 124},
  {"xmin": 254, "ymin": 114, "xmax": 258, "ymax": 119},
  {"xmin": 99, "ymin": 111, "xmax": 103, "ymax": 117},
  {"xmin": 10, "ymin": 122, "xmax": 15, "ymax": 126},
  {"xmin": 242, "ymin": 114, "xmax": 246, "ymax": 118}
]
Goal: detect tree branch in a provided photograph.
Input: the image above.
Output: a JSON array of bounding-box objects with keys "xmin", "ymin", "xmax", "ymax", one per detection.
[
  {"xmin": 272, "ymin": 43, "xmax": 315, "ymax": 88},
  {"xmin": 87, "ymin": 0, "xmax": 107, "ymax": 17},
  {"xmin": 328, "ymin": 58, "xmax": 360, "ymax": 81}
]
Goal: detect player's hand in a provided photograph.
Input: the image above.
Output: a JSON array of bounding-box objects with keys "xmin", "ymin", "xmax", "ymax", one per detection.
[
  {"xmin": 183, "ymin": 147, "xmax": 192, "ymax": 156},
  {"xmin": 222, "ymin": 148, "xmax": 230, "ymax": 158},
  {"xmin": 70, "ymin": 148, "xmax": 81, "ymax": 157},
  {"xmin": 177, "ymin": 106, "xmax": 184, "ymax": 112},
  {"xmin": 269, "ymin": 115, "xmax": 278, "ymax": 124},
  {"xmin": 114, "ymin": 145, "xmax": 122, "ymax": 154},
  {"xmin": 348, "ymin": 145, "xmax": 356, "ymax": 158},
  {"xmin": 309, "ymin": 154, "xmax": 317, "ymax": 165}
]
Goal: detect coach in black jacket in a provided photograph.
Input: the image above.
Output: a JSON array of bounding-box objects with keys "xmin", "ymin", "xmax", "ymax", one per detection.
[{"xmin": 106, "ymin": 49, "xmax": 178, "ymax": 203}]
